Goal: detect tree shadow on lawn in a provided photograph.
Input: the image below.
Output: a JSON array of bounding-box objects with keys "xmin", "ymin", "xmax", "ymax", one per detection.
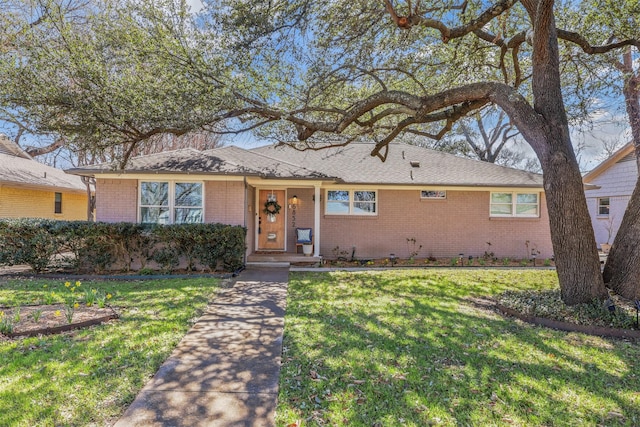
[
  {"xmin": 278, "ymin": 271, "xmax": 640, "ymax": 426},
  {"xmin": 0, "ymin": 278, "xmax": 219, "ymax": 426}
]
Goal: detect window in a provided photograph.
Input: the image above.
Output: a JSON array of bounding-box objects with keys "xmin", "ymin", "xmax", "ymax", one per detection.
[
  {"xmin": 490, "ymin": 192, "xmax": 539, "ymax": 217},
  {"xmin": 54, "ymin": 192, "xmax": 62, "ymax": 214},
  {"xmin": 421, "ymin": 190, "xmax": 446, "ymax": 199},
  {"xmin": 326, "ymin": 190, "xmax": 377, "ymax": 215},
  {"xmin": 598, "ymin": 198, "xmax": 610, "ymax": 216},
  {"xmin": 139, "ymin": 181, "xmax": 203, "ymax": 224}
]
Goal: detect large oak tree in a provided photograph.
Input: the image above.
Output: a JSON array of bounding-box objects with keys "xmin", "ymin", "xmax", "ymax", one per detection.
[
  {"xmin": 2, "ymin": 0, "xmax": 639, "ymax": 304},
  {"xmin": 203, "ymin": 0, "xmax": 639, "ymax": 304}
]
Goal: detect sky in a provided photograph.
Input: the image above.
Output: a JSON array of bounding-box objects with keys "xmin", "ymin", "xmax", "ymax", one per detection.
[{"xmin": 186, "ymin": 0, "xmax": 205, "ymax": 13}]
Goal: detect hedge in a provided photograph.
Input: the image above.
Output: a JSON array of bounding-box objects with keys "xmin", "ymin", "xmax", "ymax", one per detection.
[{"xmin": 0, "ymin": 219, "xmax": 246, "ymax": 274}]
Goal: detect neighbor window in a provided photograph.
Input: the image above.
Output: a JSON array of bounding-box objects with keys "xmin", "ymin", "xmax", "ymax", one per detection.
[
  {"xmin": 326, "ymin": 189, "xmax": 377, "ymax": 215},
  {"xmin": 490, "ymin": 192, "xmax": 539, "ymax": 217},
  {"xmin": 421, "ymin": 190, "xmax": 446, "ymax": 199},
  {"xmin": 139, "ymin": 181, "xmax": 203, "ymax": 224},
  {"xmin": 598, "ymin": 198, "xmax": 610, "ymax": 216},
  {"xmin": 54, "ymin": 192, "xmax": 62, "ymax": 214}
]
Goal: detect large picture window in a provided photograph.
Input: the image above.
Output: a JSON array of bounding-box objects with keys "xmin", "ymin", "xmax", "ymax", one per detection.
[
  {"xmin": 326, "ymin": 189, "xmax": 377, "ymax": 215},
  {"xmin": 140, "ymin": 181, "xmax": 203, "ymax": 224},
  {"xmin": 490, "ymin": 192, "xmax": 539, "ymax": 218}
]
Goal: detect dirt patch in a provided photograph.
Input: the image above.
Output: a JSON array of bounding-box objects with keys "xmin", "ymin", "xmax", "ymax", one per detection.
[{"xmin": 0, "ymin": 304, "xmax": 118, "ymax": 338}]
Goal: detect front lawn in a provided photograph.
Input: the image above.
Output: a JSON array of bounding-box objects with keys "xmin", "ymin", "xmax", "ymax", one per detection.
[
  {"xmin": 277, "ymin": 270, "xmax": 640, "ymax": 426},
  {"xmin": 0, "ymin": 277, "xmax": 220, "ymax": 426}
]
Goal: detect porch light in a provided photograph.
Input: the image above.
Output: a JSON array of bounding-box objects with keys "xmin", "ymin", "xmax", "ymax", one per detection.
[{"xmin": 289, "ymin": 195, "xmax": 299, "ymax": 210}]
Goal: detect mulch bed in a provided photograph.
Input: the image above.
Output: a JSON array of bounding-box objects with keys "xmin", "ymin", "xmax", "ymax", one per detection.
[{"xmin": 471, "ymin": 297, "xmax": 640, "ymax": 339}]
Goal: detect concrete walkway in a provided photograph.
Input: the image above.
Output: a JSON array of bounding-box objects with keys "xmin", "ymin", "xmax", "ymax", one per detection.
[{"xmin": 114, "ymin": 267, "xmax": 289, "ymax": 427}]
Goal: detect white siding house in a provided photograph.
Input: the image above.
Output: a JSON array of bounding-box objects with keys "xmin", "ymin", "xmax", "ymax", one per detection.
[{"xmin": 583, "ymin": 143, "xmax": 637, "ymax": 249}]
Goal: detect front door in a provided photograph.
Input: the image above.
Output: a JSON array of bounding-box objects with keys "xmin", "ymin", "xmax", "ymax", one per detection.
[{"xmin": 258, "ymin": 189, "xmax": 286, "ymax": 251}]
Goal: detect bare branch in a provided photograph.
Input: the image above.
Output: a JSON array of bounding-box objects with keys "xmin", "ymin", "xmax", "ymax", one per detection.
[
  {"xmin": 557, "ymin": 29, "xmax": 640, "ymax": 54},
  {"xmin": 25, "ymin": 138, "xmax": 65, "ymax": 157}
]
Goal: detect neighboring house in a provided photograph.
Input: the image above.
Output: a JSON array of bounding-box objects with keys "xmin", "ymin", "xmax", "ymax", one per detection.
[
  {"xmin": 67, "ymin": 142, "xmax": 553, "ymax": 260},
  {"xmin": 583, "ymin": 142, "xmax": 637, "ymax": 250},
  {"xmin": 0, "ymin": 135, "xmax": 89, "ymax": 220}
]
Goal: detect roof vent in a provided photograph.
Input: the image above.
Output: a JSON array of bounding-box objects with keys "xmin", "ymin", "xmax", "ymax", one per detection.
[{"xmin": 410, "ymin": 161, "xmax": 420, "ymax": 168}]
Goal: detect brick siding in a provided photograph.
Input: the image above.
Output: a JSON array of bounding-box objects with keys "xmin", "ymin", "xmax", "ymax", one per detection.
[
  {"xmin": 282, "ymin": 188, "xmax": 553, "ymax": 259},
  {"xmin": 95, "ymin": 179, "xmax": 138, "ymax": 222}
]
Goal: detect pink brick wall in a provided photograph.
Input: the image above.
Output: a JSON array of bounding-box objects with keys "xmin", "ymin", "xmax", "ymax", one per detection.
[
  {"xmin": 204, "ymin": 181, "xmax": 245, "ymax": 226},
  {"xmin": 280, "ymin": 188, "xmax": 553, "ymax": 259},
  {"xmin": 96, "ymin": 179, "xmax": 246, "ymax": 226},
  {"xmin": 95, "ymin": 179, "xmax": 138, "ymax": 222},
  {"xmin": 285, "ymin": 188, "xmax": 315, "ymax": 254}
]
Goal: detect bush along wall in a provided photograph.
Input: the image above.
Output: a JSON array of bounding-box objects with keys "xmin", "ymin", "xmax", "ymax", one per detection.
[{"xmin": 0, "ymin": 219, "xmax": 246, "ymax": 274}]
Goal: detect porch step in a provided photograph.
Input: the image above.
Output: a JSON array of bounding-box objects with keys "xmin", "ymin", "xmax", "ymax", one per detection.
[{"xmin": 246, "ymin": 261, "xmax": 291, "ymax": 268}]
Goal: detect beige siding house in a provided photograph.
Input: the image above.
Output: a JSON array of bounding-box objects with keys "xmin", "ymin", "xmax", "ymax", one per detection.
[
  {"xmin": 0, "ymin": 136, "xmax": 89, "ymax": 220},
  {"xmin": 68, "ymin": 142, "xmax": 553, "ymax": 260},
  {"xmin": 583, "ymin": 143, "xmax": 637, "ymax": 250}
]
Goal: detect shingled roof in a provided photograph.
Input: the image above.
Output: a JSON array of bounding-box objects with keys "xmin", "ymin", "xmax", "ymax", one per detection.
[
  {"xmin": 67, "ymin": 146, "xmax": 331, "ymax": 180},
  {"xmin": 67, "ymin": 141, "xmax": 543, "ymax": 188},
  {"xmin": 0, "ymin": 136, "xmax": 86, "ymax": 192},
  {"xmin": 252, "ymin": 142, "xmax": 543, "ymax": 187}
]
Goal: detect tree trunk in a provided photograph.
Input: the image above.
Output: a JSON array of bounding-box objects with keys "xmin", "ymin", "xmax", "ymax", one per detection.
[
  {"xmin": 525, "ymin": 0, "xmax": 608, "ymax": 304},
  {"xmin": 602, "ymin": 180, "xmax": 640, "ymax": 299},
  {"xmin": 540, "ymin": 144, "xmax": 609, "ymax": 304},
  {"xmin": 602, "ymin": 54, "xmax": 640, "ymax": 300}
]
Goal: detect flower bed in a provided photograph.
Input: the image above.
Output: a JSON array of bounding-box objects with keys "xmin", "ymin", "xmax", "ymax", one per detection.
[{"xmin": 0, "ymin": 303, "xmax": 118, "ymax": 338}]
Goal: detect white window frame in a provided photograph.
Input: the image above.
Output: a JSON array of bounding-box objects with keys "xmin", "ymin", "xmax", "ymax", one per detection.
[
  {"xmin": 597, "ymin": 197, "xmax": 610, "ymax": 217},
  {"xmin": 325, "ymin": 189, "xmax": 378, "ymax": 216},
  {"xmin": 139, "ymin": 180, "xmax": 204, "ymax": 224},
  {"xmin": 490, "ymin": 192, "xmax": 540, "ymax": 218},
  {"xmin": 421, "ymin": 190, "xmax": 447, "ymax": 200}
]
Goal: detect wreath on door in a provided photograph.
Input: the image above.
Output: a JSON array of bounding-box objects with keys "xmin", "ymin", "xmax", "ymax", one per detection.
[{"xmin": 263, "ymin": 200, "xmax": 282, "ymax": 215}]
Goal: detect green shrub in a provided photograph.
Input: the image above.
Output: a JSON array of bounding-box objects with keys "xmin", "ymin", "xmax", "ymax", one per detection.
[
  {"xmin": 0, "ymin": 218, "xmax": 64, "ymax": 272},
  {"xmin": 0, "ymin": 219, "xmax": 246, "ymax": 274}
]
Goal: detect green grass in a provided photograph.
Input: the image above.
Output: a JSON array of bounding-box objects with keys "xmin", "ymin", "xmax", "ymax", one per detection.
[
  {"xmin": 0, "ymin": 277, "xmax": 220, "ymax": 426},
  {"xmin": 277, "ymin": 270, "xmax": 640, "ymax": 426}
]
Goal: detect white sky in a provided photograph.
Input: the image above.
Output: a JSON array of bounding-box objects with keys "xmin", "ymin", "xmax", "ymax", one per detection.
[{"xmin": 186, "ymin": 0, "xmax": 205, "ymax": 13}]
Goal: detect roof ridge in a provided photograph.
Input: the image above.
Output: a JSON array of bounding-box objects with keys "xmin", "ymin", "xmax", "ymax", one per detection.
[{"xmin": 247, "ymin": 145, "xmax": 330, "ymax": 176}]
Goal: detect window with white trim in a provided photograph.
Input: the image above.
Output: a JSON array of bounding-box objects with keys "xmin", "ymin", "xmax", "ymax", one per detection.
[
  {"xmin": 421, "ymin": 190, "xmax": 446, "ymax": 199},
  {"xmin": 597, "ymin": 197, "xmax": 610, "ymax": 216},
  {"xmin": 139, "ymin": 181, "xmax": 203, "ymax": 224},
  {"xmin": 326, "ymin": 190, "xmax": 377, "ymax": 215},
  {"xmin": 490, "ymin": 192, "xmax": 539, "ymax": 217}
]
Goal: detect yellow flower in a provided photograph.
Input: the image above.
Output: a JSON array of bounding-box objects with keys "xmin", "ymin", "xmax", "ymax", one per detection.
[
  {"xmin": 55, "ymin": 310, "xmax": 61, "ymax": 316},
  {"xmin": 0, "ymin": 311, "xmax": 4, "ymax": 318},
  {"xmin": 75, "ymin": 281, "xmax": 81, "ymax": 287},
  {"xmin": 65, "ymin": 281, "xmax": 71, "ymax": 287},
  {"xmin": 86, "ymin": 302, "xmax": 92, "ymax": 307},
  {"xmin": 70, "ymin": 287, "xmax": 75, "ymax": 292},
  {"xmin": 106, "ymin": 293, "xmax": 112, "ymax": 300},
  {"xmin": 43, "ymin": 284, "xmax": 48, "ymax": 288},
  {"xmin": 73, "ymin": 302, "xmax": 79, "ymax": 309}
]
